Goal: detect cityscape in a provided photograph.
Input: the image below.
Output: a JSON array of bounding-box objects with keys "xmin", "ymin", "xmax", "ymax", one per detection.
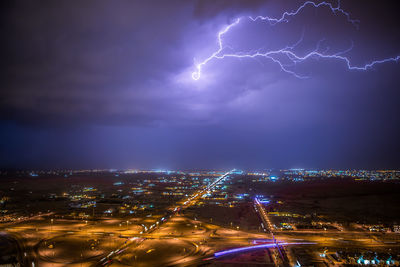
[
  {"xmin": 1, "ymin": 0, "xmax": 400, "ymax": 266},
  {"xmin": 0, "ymin": 169, "xmax": 400, "ymax": 266}
]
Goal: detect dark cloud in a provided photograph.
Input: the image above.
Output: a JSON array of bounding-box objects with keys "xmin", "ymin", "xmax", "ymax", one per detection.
[
  {"xmin": 1, "ymin": 0, "xmax": 196, "ymax": 126},
  {"xmin": 1, "ymin": 0, "xmax": 400, "ymax": 169}
]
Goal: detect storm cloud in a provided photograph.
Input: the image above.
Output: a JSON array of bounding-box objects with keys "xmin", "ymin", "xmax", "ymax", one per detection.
[{"xmin": 1, "ymin": 0, "xmax": 399, "ymax": 169}]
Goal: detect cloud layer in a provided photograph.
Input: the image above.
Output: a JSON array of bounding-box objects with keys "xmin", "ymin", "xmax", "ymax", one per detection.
[{"xmin": 1, "ymin": 0, "xmax": 400, "ymax": 169}]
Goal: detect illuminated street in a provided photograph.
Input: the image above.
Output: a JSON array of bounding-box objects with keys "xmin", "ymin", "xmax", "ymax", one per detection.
[{"xmin": 0, "ymin": 170, "xmax": 399, "ymax": 266}]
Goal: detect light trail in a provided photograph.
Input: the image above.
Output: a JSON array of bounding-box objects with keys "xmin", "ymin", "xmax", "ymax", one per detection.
[
  {"xmin": 192, "ymin": 0, "xmax": 400, "ymax": 80},
  {"xmin": 214, "ymin": 242, "xmax": 315, "ymax": 257},
  {"xmin": 254, "ymin": 197, "xmax": 274, "ymax": 233},
  {"xmin": 98, "ymin": 170, "xmax": 235, "ymax": 266},
  {"xmin": 254, "ymin": 197, "xmax": 286, "ymax": 263}
]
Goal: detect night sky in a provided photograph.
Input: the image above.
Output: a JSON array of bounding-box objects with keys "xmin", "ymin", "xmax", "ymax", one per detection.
[{"xmin": 1, "ymin": 0, "xmax": 399, "ymax": 170}]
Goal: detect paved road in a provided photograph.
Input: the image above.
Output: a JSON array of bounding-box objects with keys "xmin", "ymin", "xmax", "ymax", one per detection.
[
  {"xmin": 96, "ymin": 170, "xmax": 234, "ymax": 266},
  {"xmin": 0, "ymin": 231, "xmax": 36, "ymax": 266}
]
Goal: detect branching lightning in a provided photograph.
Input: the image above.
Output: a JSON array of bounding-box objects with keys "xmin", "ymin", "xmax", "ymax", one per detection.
[{"xmin": 191, "ymin": 0, "xmax": 400, "ymax": 80}]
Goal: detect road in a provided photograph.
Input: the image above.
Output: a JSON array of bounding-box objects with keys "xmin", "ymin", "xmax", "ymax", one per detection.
[
  {"xmin": 254, "ymin": 197, "xmax": 291, "ymax": 266},
  {"xmin": 97, "ymin": 170, "xmax": 235, "ymax": 266}
]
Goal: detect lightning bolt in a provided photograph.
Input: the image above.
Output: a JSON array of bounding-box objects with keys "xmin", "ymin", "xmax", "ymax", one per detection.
[{"xmin": 191, "ymin": 0, "xmax": 400, "ymax": 81}]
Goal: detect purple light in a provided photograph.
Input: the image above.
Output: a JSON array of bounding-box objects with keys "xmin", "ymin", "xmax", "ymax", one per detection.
[
  {"xmin": 214, "ymin": 242, "xmax": 316, "ymax": 257},
  {"xmin": 214, "ymin": 243, "xmax": 281, "ymax": 257}
]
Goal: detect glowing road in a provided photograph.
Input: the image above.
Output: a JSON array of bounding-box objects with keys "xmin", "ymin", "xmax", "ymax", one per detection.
[
  {"xmin": 97, "ymin": 170, "xmax": 235, "ymax": 266},
  {"xmin": 214, "ymin": 241, "xmax": 315, "ymax": 258}
]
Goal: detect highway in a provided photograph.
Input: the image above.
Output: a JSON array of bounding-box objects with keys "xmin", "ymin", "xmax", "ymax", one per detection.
[
  {"xmin": 254, "ymin": 198, "xmax": 274, "ymax": 234},
  {"xmin": 0, "ymin": 232, "xmax": 34, "ymax": 266},
  {"xmin": 254, "ymin": 197, "xmax": 290, "ymax": 266},
  {"xmin": 97, "ymin": 170, "xmax": 235, "ymax": 266},
  {"xmin": 0, "ymin": 212, "xmax": 54, "ymax": 267},
  {"xmin": 2, "ymin": 172, "xmax": 399, "ymax": 267}
]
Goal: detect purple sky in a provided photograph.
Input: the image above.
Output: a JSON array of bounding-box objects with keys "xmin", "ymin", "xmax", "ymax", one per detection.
[{"xmin": 1, "ymin": 0, "xmax": 400, "ymax": 170}]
